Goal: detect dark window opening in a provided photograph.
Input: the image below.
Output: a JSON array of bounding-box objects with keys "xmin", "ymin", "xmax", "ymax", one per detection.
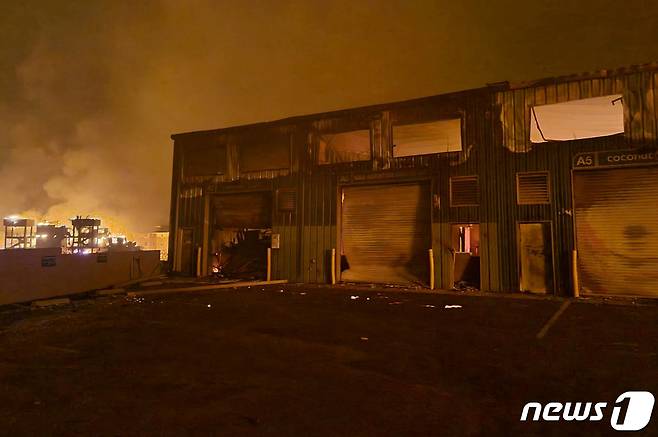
[
  {"xmin": 318, "ymin": 129, "xmax": 371, "ymax": 164},
  {"xmin": 239, "ymin": 134, "xmax": 290, "ymax": 173},
  {"xmin": 183, "ymin": 143, "xmax": 226, "ymax": 177},
  {"xmin": 393, "ymin": 118, "xmax": 462, "ymax": 157}
]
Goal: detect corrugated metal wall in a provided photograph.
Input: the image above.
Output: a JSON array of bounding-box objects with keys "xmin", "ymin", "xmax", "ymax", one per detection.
[
  {"xmin": 169, "ymin": 66, "xmax": 658, "ymax": 295},
  {"xmin": 492, "ymin": 68, "xmax": 658, "ymax": 294}
]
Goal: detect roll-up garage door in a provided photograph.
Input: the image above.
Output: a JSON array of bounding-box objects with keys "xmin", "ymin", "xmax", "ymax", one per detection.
[
  {"xmin": 341, "ymin": 183, "xmax": 431, "ymax": 284},
  {"xmin": 214, "ymin": 192, "xmax": 272, "ymax": 228},
  {"xmin": 573, "ymin": 166, "xmax": 658, "ymax": 297}
]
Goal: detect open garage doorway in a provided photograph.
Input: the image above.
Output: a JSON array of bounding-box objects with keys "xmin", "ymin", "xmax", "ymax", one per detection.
[
  {"xmin": 451, "ymin": 224, "xmax": 480, "ymax": 290},
  {"xmin": 211, "ymin": 192, "xmax": 272, "ymax": 280}
]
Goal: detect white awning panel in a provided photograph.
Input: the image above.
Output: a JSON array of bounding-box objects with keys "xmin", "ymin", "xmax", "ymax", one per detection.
[
  {"xmin": 530, "ymin": 94, "xmax": 624, "ymax": 143},
  {"xmin": 393, "ymin": 118, "xmax": 462, "ymax": 157}
]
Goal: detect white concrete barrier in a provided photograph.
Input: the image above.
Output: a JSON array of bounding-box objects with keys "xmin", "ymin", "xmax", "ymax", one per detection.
[{"xmin": 0, "ymin": 249, "xmax": 161, "ymax": 305}]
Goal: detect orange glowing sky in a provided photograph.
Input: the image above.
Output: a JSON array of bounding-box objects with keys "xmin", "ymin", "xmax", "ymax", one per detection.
[{"xmin": 1, "ymin": 0, "xmax": 657, "ymax": 232}]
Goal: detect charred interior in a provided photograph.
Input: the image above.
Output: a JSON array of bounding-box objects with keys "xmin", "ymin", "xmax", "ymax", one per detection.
[
  {"xmin": 211, "ymin": 192, "xmax": 273, "ymax": 280},
  {"xmin": 451, "ymin": 223, "xmax": 480, "ymax": 290}
]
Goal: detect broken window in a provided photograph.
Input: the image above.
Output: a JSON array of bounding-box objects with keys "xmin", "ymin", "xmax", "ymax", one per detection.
[
  {"xmin": 392, "ymin": 118, "xmax": 462, "ymax": 157},
  {"xmin": 239, "ymin": 134, "xmax": 290, "ymax": 172},
  {"xmin": 318, "ymin": 129, "xmax": 371, "ymax": 164},
  {"xmin": 183, "ymin": 143, "xmax": 226, "ymax": 177},
  {"xmin": 530, "ymin": 94, "xmax": 624, "ymax": 143}
]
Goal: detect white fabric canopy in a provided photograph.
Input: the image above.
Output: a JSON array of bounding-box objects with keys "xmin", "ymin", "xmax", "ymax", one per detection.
[
  {"xmin": 393, "ymin": 118, "xmax": 462, "ymax": 157},
  {"xmin": 530, "ymin": 94, "xmax": 624, "ymax": 143}
]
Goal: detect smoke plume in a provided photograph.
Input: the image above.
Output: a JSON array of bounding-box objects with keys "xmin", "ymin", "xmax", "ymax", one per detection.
[{"xmin": 1, "ymin": 1, "xmax": 657, "ymax": 234}]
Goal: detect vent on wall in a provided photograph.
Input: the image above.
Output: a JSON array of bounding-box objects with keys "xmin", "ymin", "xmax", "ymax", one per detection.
[
  {"xmin": 450, "ymin": 176, "xmax": 479, "ymax": 207},
  {"xmin": 517, "ymin": 172, "xmax": 551, "ymax": 204},
  {"xmin": 277, "ymin": 188, "xmax": 297, "ymax": 212}
]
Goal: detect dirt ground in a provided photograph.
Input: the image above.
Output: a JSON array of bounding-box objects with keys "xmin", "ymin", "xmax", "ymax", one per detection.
[{"xmin": 0, "ymin": 284, "xmax": 656, "ymax": 436}]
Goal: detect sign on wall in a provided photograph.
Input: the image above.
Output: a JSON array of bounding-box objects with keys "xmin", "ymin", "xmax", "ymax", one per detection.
[
  {"xmin": 573, "ymin": 149, "xmax": 658, "ymax": 169},
  {"xmin": 41, "ymin": 256, "xmax": 56, "ymax": 267}
]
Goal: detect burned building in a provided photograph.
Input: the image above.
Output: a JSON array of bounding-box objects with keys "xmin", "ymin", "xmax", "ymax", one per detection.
[
  {"xmin": 36, "ymin": 223, "xmax": 68, "ymax": 249},
  {"xmin": 169, "ymin": 63, "xmax": 658, "ymax": 298},
  {"xmin": 3, "ymin": 218, "xmax": 36, "ymax": 249}
]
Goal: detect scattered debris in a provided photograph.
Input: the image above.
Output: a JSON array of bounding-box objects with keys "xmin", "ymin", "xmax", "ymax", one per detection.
[
  {"xmin": 360, "ymin": 337, "xmax": 369, "ymax": 341},
  {"xmin": 242, "ymin": 415, "xmax": 260, "ymax": 426},
  {"xmin": 95, "ymin": 288, "xmax": 125, "ymax": 296},
  {"xmin": 350, "ymin": 295, "xmax": 359, "ymax": 300},
  {"xmin": 207, "ymin": 304, "xmax": 211, "ymax": 308},
  {"xmin": 42, "ymin": 345, "xmax": 80, "ymax": 354},
  {"xmin": 388, "ymin": 301, "xmax": 403, "ymax": 305},
  {"xmin": 31, "ymin": 298, "xmax": 71, "ymax": 308},
  {"xmin": 453, "ymin": 281, "xmax": 479, "ymax": 292},
  {"xmin": 424, "ymin": 304, "xmax": 436, "ymax": 308},
  {"xmin": 444, "ymin": 305, "xmax": 462, "ymax": 309}
]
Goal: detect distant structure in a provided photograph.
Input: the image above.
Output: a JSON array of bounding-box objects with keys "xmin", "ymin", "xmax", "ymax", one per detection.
[
  {"xmin": 135, "ymin": 225, "xmax": 169, "ymax": 261},
  {"xmin": 107, "ymin": 234, "xmax": 138, "ymax": 251},
  {"xmin": 70, "ymin": 217, "xmax": 101, "ymax": 253},
  {"xmin": 3, "ymin": 217, "xmax": 35, "ymax": 249},
  {"xmin": 1, "ymin": 215, "xmax": 151, "ymax": 260},
  {"xmin": 35, "ymin": 223, "xmax": 69, "ymax": 249}
]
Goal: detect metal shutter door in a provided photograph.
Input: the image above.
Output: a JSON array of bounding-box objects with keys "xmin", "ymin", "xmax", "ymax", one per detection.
[
  {"xmin": 574, "ymin": 167, "xmax": 658, "ymax": 297},
  {"xmin": 341, "ymin": 183, "xmax": 430, "ymax": 284},
  {"xmin": 214, "ymin": 192, "xmax": 272, "ymax": 229}
]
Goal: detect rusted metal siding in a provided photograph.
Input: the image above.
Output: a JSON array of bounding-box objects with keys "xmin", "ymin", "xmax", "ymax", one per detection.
[
  {"xmin": 168, "ymin": 64, "xmax": 658, "ymax": 295},
  {"xmin": 492, "ymin": 67, "xmax": 658, "ymax": 295},
  {"xmin": 168, "ymin": 88, "xmax": 493, "ymax": 288}
]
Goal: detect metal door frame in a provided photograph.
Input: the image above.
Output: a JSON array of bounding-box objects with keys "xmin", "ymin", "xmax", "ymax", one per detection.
[
  {"xmin": 449, "ymin": 222, "xmax": 482, "ymax": 289},
  {"xmin": 516, "ymin": 220, "xmax": 557, "ymax": 294},
  {"xmin": 180, "ymin": 227, "xmax": 196, "ymax": 276},
  {"xmin": 336, "ymin": 177, "xmax": 433, "ymax": 284},
  {"xmin": 570, "ymin": 164, "xmax": 658, "ymax": 297},
  {"xmin": 210, "ymin": 190, "xmax": 275, "ymax": 279}
]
